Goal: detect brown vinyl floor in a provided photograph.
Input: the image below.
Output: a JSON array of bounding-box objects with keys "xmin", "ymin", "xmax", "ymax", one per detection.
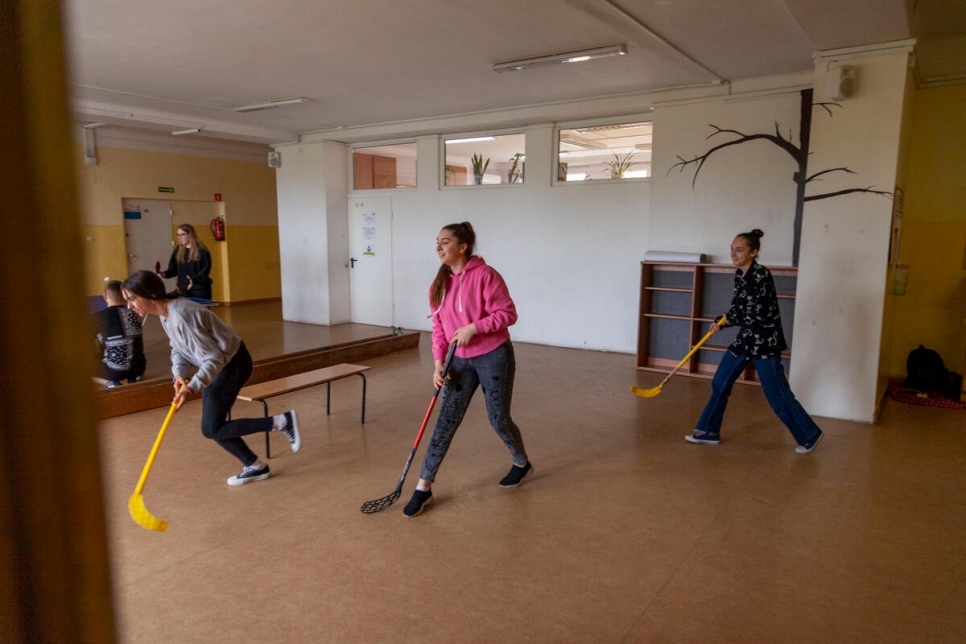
[{"xmin": 98, "ymin": 303, "xmax": 966, "ymax": 643}]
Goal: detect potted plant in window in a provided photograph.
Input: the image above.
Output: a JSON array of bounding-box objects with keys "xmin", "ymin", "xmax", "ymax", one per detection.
[
  {"xmin": 604, "ymin": 151, "xmax": 638, "ymax": 179},
  {"xmin": 507, "ymin": 152, "xmax": 524, "ymax": 184},
  {"xmin": 471, "ymin": 153, "xmax": 490, "ymax": 185}
]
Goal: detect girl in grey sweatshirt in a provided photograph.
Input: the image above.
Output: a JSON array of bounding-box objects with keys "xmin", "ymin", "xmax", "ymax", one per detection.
[{"xmin": 121, "ymin": 270, "xmax": 302, "ymax": 485}]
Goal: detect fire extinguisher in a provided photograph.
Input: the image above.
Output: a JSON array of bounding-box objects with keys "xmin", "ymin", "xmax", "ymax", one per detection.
[{"xmin": 210, "ymin": 217, "xmax": 225, "ymax": 241}]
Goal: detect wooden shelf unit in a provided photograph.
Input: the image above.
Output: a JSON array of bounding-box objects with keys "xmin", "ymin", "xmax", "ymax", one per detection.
[
  {"xmin": 636, "ymin": 261, "xmax": 798, "ymax": 386},
  {"xmin": 353, "ymin": 152, "xmax": 398, "ymax": 190}
]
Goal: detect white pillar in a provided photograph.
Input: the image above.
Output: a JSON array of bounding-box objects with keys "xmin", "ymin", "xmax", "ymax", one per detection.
[
  {"xmin": 792, "ymin": 42, "xmax": 914, "ymax": 422},
  {"xmin": 275, "ymin": 141, "xmax": 350, "ymax": 325}
]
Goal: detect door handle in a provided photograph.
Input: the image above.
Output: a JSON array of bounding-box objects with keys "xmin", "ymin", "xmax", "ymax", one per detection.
[
  {"xmin": 128, "ymin": 254, "xmax": 137, "ymax": 258},
  {"xmin": 350, "ymin": 257, "xmax": 358, "ymax": 268}
]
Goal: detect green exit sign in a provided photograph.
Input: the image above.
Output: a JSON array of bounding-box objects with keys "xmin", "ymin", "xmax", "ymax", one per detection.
[{"xmin": 158, "ymin": 186, "xmax": 175, "ymax": 193}]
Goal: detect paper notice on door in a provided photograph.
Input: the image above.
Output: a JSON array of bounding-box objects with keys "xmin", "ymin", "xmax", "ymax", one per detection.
[{"xmin": 363, "ymin": 223, "xmax": 376, "ymax": 257}]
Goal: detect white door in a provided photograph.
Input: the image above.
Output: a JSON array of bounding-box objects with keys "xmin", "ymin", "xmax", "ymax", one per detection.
[
  {"xmin": 348, "ymin": 197, "xmax": 393, "ymax": 326},
  {"xmin": 122, "ymin": 199, "xmax": 174, "ymax": 276}
]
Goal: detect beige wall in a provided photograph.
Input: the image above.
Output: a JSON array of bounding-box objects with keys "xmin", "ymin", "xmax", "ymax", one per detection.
[
  {"xmin": 794, "ymin": 49, "xmax": 912, "ymax": 422},
  {"xmin": 889, "ymin": 84, "xmax": 966, "ymax": 378},
  {"xmin": 75, "ymin": 144, "xmax": 281, "ymax": 302}
]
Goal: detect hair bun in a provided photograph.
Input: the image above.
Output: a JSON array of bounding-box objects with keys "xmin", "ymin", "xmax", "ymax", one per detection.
[{"xmin": 750, "ymin": 228, "xmax": 764, "ymax": 239}]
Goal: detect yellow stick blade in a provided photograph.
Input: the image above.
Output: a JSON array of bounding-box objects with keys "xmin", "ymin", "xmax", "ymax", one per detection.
[
  {"xmin": 630, "ymin": 385, "xmax": 662, "ymax": 399},
  {"xmin": 129, "ymin": 494, "xmax": 169, "ymax": 532}
]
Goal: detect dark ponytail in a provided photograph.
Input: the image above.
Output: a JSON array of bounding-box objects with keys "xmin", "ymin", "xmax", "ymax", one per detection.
[
  {"xmin": 737, "ymin": 228, "xmax": 764, "ymax": 252},
  {"xmin": 122, "ymin": 270, "xmax": 171, "ymax": 301},
  {"xmin": 430, "ymin": 222, "xmax": 476, "ymax": 309}
]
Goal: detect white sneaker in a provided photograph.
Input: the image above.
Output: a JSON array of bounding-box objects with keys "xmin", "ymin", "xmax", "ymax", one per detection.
[
  {"xmin": 227, "ymin": 462, "xmax": 271, "ymax": 486},
  {"xmin": 795, "ymin": 432, "xmax": 824, "ymax": 454},
  {"xmin": 277, "ymin": 410, "xmax": 301, "ymax": 453}
]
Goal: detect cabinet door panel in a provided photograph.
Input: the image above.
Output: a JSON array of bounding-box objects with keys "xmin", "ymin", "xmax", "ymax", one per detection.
[{"xmin": 648, "ymin": 318, "xmax": 691, "ymax": 361}]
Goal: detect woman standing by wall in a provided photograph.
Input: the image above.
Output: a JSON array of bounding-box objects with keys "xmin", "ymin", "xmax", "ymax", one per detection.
[{"xmin": 158, "ymin": 223, "xmax": 213, "ymax": 300}]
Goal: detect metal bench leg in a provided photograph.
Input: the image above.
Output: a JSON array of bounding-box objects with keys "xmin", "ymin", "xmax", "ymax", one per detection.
[
  {"xmin": 357, "ymin": 372, "xmax": 367, "ymax": 424},
  {"xmin": 326, "ymin": 381, "xmax": 331, "ymax": 416},
  {"xmin": 258, "ymin": 400, "xmax": 271, "ymax": 459}
]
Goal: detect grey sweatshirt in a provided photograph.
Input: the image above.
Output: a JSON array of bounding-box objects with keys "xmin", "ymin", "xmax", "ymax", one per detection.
[{"xmin": 159, "ymin": 298, "xmax": 241, "ymax": 392}]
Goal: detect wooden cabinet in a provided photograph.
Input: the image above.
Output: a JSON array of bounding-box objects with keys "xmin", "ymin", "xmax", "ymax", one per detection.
[
  {"xmin": 636, "ymin": 261, "xmax": 798, "ymax": 385},
  {"xmin": 353, "ymin": 152, "xmax": 397, "ymax": 190},
  {"xmin": 445, "ymin": 164, "xmax": 468, "ymax": 186}
]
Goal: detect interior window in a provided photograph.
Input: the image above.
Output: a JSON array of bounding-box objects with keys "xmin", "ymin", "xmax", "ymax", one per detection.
[
  {"xmin": 443, "ymin": 133, "xmax": 526, "ymax": 186},
  {"xmin": 557, "ymin": 121, "xmax": 652, "ymax": 182},
  {"xmin": 352, "ymin": 143, "xmax": 417, "ymax": 190}
]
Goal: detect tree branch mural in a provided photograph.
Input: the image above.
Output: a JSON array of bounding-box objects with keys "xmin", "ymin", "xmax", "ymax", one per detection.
[{"xmin": 667, "ymin": 90, "xmax": 891, "ymax": 265}]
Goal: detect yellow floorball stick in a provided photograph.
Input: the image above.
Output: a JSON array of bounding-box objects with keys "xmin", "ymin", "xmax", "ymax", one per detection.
[
  {"xmin": 128, "ymin": 389, "xmax": 182, "ymax": 532},
  {"xmin": 631, "ymin": 317, "xmax": 724, "ymax": 399}
]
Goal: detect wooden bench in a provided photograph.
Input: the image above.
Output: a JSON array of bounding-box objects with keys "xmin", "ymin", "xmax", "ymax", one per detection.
[{"xmin": 236, "ymin": 363, "xmax": 370, "ymax": 458}]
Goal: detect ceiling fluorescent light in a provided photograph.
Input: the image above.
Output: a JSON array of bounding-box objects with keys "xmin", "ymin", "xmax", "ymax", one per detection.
[
  {"xmin": 171, "ymin": 128, "xmax": 201, "ymax": 135},
  {"xmin": 233, "ymin": 97, "xmax": 307, "ymax": 113},
  {"xmin": 445, "ymin": 136, "xmax": 496, "ymax": 144},
  {"xmin": 493, "ymin": 44, "xmax": 626, "ymax": 73},
  {"xmin": 83, "ymin": 122, "xmax": 108, "ymax": 129}
]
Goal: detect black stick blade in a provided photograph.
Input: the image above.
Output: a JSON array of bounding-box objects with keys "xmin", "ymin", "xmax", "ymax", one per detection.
[{"xmin": 360, "ymin": 489, "xmax": 401, "ymax": 514}]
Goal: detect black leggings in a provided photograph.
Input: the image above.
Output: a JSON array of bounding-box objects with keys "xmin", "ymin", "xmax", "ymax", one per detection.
[{"xmin": 200, "ymin": 342, "xmax": 272, "ymax": 466}]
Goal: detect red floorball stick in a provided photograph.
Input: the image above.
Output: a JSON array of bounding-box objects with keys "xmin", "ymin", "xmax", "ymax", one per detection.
[{"xmin": 360, "ymin": 341, "xmax": 457, "ymax": 514}]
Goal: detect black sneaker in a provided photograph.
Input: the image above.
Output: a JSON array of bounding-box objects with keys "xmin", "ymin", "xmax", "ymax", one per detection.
[
  {"xmin": 403, "ymin": 489, "xmax": 433, "ymax": 517},
  {"xmin": 685, "ymin": 430, "xmax": 720, "ymax": 445},
  {"xmin": 227, "ymin": 462, "xmax": 270, "ymax": 486},
  {"xmin": 278, "ymin": 410, "xmax": 301, "ymax": 452},
  {"xmin": 105, "ymin": 380, "xmax": 121, "ymax": 388},
  {"xmin": 499, "ymin": 462, "xmax": 533, "ymax": 488}
]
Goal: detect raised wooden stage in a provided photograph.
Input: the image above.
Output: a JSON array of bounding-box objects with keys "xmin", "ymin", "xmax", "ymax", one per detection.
[{"xmin": 95, "ymin": 332, "xmax": 419, "ymax": 419}]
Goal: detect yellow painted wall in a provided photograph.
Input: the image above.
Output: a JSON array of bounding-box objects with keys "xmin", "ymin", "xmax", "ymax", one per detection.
[
  {"xmin": 889, "ymin": 84, "xmax": 966, "ymax": 377},
  {"xmin": 81, "ymin": 224, "xmax": 127, "ymax": 287},
  {"xmin": 223, "ymin": 225, "xmax": 282, "ymax": 301},
  {"xmin": 74, "ymin": 144, "xmax": 280, "ymax": 302}
]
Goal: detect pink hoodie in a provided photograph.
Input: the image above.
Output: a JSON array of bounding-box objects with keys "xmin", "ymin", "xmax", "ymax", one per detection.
[{"xmin": 429, "ymin": 256, "xmax": 517, "ymax": 360}]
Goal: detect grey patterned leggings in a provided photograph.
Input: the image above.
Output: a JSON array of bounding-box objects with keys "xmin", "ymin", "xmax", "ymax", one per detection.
[{"xmin": 418, "ymin": 341, "xmax": 528, "ymax": 483}]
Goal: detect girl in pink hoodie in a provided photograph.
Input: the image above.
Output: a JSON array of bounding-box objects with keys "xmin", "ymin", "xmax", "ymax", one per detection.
[{"xmin": 403, "ymin": 222, "xmax": 532, "ymax": 517}]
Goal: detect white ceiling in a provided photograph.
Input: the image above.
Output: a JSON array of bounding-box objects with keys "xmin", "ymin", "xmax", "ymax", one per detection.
[{"xmin": 64, "ymin": 0, "xmax": 965, "ymax": 146}]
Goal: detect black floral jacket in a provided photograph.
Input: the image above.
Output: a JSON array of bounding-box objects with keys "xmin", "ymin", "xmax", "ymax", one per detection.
[{"xmin": 724, "ymin": 260, "xmax": 787, "ymax": 359}]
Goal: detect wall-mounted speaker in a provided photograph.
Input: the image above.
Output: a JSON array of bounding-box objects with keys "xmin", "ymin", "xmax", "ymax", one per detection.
[
  {"xmin": 826, "ymin": 65, "xmax": 858, "ymax": 101},
  {"xmin": 268, "ymin": 151, "xmax": 281, "ymax": 168}
]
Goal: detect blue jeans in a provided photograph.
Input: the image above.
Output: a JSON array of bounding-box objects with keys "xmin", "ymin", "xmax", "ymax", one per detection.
[
  {"xmin": 696, "ymin": 350, "xmax": 822, "ymax": 447},
  {"xmin": 419, "ymin": 341, "xmax": 528, "ymax": 483}
]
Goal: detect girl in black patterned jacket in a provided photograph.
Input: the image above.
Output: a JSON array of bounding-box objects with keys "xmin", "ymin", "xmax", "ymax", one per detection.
[{"xmin": 686, "ymin": 229, "xmax": 824, "ymax": 453}]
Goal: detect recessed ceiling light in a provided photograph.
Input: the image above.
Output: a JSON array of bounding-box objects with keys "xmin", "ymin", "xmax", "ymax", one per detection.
[{"xmin": 560, "ymin": 137, "xmax": 604, "ymax": 150}]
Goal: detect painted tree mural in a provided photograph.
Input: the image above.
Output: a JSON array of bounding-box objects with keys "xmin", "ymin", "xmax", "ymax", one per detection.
[{"xmin": 668, "ymin": 89, "xmax": 891, "ymax": 265}]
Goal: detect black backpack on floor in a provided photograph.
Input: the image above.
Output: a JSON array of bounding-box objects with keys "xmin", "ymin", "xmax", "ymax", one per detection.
[{"xmin": 906, "ymin": 345, "xmax": 950, "ymax": 395}]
